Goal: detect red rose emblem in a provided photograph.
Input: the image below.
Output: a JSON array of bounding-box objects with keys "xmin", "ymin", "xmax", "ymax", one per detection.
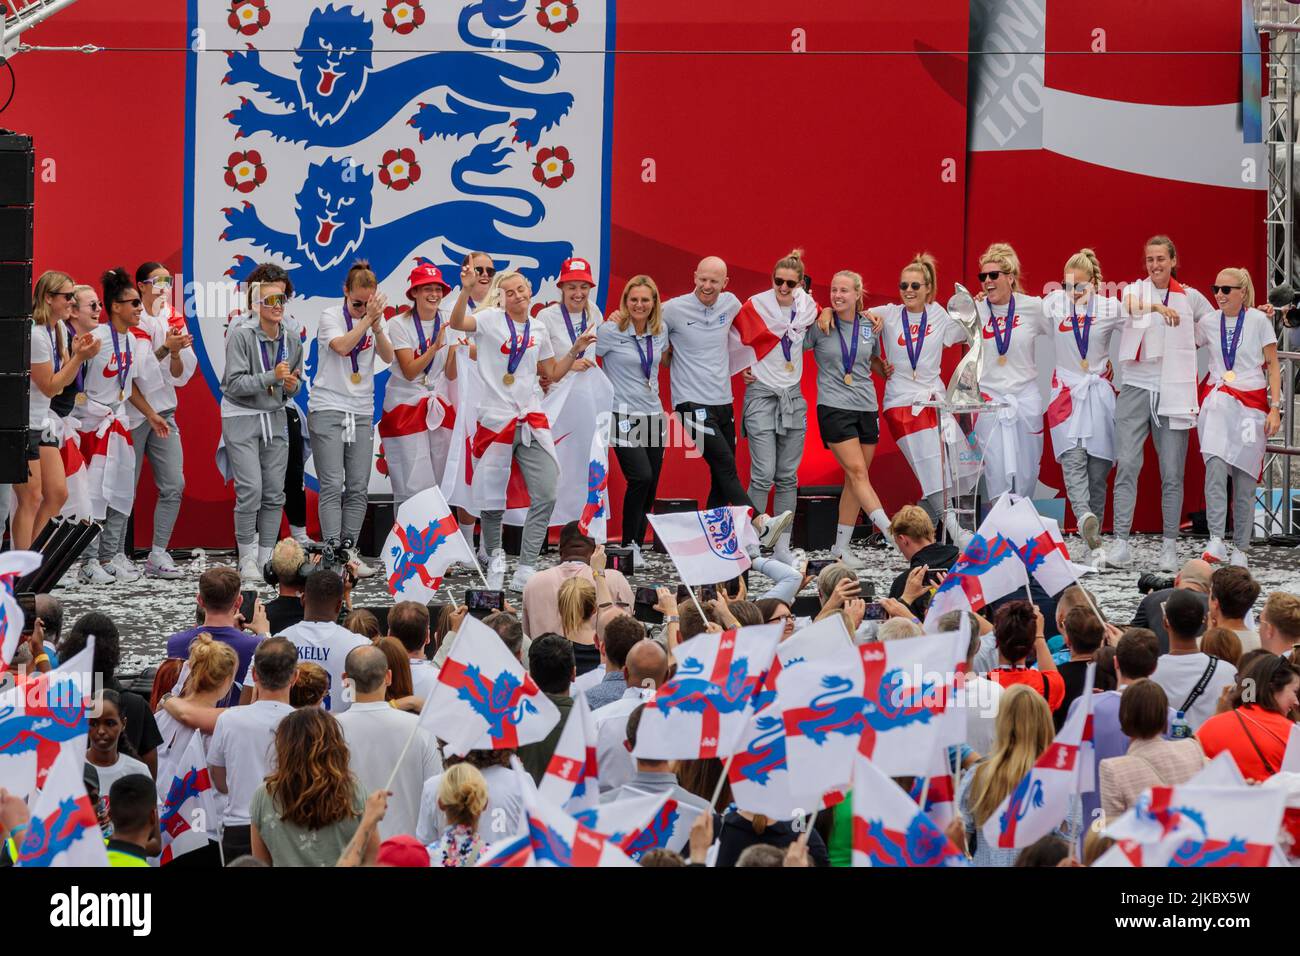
[
  {"xmin": 383, "ymin": 0, "xmax": 426, "ymax": 35},
  {"xmin": 536, "ymin": 0, "xmax": 579, "ymax": 33},
  {"xmin": 378, "ymin": 148, "xmax": 422, "ymax": 191},
  {"xmin": 224, "ymin": 150, "xmax": 267, "ymax": 194},
  {"xmin": 228, "ymin": 0, "xmax": 270, "ymax": 35},
  {"xmin": 532, "ymin": 146, "xmax": 574, "ymax": 188}
]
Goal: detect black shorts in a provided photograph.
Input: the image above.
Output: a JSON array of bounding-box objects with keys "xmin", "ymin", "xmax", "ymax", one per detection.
[
  {"xmin": 817, "ymin": 406, "xmax": 878, "ymax": 448},
  {"xmin": 25, "ymin": 429, "xmax": 55, "ymax": 461}
]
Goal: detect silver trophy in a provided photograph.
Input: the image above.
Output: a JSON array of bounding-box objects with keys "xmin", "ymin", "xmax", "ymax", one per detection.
[{"xmin": 945, "ymin": 282, "xmax": 985, "ymax": 408}]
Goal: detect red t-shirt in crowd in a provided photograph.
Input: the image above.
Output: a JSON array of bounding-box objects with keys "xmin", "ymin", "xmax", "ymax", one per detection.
[
  {"xmin": 1196, "ymin": 704, "xmax": 1293, "ymax": 782},
  {"xmin": 988, "ymin": 665, "xmax": 1066, "ymax": 712}
]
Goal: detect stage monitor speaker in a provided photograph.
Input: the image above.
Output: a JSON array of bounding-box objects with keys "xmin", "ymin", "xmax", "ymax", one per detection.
[
  {"xmin": 0, "ymin": 370, "xmax": 30, "ymax": 427},
  {"xmin": 356, "ymin": 494, "xmax": 395, "ymax": 559},
  {"xmin": 0, "ymin": 134, "xmax": 34, "ymax": 205},
  {"xmin": 650, "ymin": 497, "xmax": 698, "ymax": 553},
  {"xmin": 0, "ymin": 426, "xmax": 25, "ymax": 483},
  {"xmin": 0, "ymin": 316, "xmax": 29, "ymax": 373},
  {"xmin": 0, "ymin": 262, "xmax": 32, "ymax": 317},
  {"xmin": 0, "ymin": 206, "xmax": 32, "ymax": 261}
]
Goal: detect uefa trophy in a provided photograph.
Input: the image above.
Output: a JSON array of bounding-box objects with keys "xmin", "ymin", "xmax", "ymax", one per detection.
[{"xmin": 945, "ymin": 282, "xmax": 985, "ymax": 408}]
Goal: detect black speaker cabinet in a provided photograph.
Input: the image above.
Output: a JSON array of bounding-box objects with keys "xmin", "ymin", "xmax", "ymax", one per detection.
[
  {"xmin": 0, "ymin": 317, "xmax": 29, "ymax": 373},
  {"xmin": 0, "ymin": 426, "xmax": 27, "ymax": 483},
  {"xmin": 0, "ymin": 143, "xmax": 34, "ymax": 205},
  {"xmin": 0, "ymin": 206, "xmax": 33, "ymax": 261},
  {"xmin": 0, "ymin": 262, "xmax": 32, "ymax": 317},
  {"xmin": 0, "ymin": 371, "xmax": 29, "ymax": 429}
]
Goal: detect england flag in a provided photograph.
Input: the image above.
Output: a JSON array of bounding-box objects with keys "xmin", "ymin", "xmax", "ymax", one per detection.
[
  {"xmin": 0, "ymin": 550, "xmax": 42, "ymax": 668},
  {"xmin": 646, "ymin": 507, "xmax": 759, "ymax": 587},
  {"xmin": 538, "ymin": 691, "xmax": 600, "ymax": 813},
  {"xmin": 572, "ymin": 789, "xmax": 702, "ymax": 861},
  {"xmin": 14, "ymin": 745, "xmax": 108, "ymax": 868},
  {"xmin": 923, "ymin": 495, "xmax": 1031, "ymax": 627},
  {"xmin": 156, "ymin": 728, "xmax": 219, "ymax": 864},
  {"xmin": 0, "ymin": 640, "xmax": 94, "ymax": 800},
  {"xmin": 383, "ymin": 485, "xmax": 478, "ymax": 604},
  {"xmin": 729, "ymin": 701, "xmax": 846, "ymax": 822},
  {"xmin": 851, "ymin": 752, "xmax": 966, "ymax": 868}
]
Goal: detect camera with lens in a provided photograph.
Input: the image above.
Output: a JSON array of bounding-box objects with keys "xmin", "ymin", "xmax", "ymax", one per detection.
[
  {"xmin": 263, "ymin": 537, "xmax": 353, "ymax": 588},
  {"xmin": 1136, "ymin": 572, "xmax": 1175, "ymax": 595},
  {"xmin": 1269, "ymin": 283, "xmax": 1300, "ymax": 329}
]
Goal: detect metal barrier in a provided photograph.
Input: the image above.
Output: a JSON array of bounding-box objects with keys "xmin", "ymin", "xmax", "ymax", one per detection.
[{"xmin": 1260, "ymin": 349, "xmax": 1300, "ymax": 540}]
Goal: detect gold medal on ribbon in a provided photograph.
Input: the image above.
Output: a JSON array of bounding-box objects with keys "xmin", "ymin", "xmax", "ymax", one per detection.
[
  {"xmin": 997, "ymin": 355, "xmax": 1008, "ymax": 366},
  {"xmin": 118, "ymin": 389, "xmax": 125, "ymax": 401},
  {"xmin": 75, "ymin": 392, "xmax": 87, "ymax": 405},
  {"xmin": 503, "ymin": 372, "xmax": 515, "ymax": 386},
  {"xmin": 350, "ymin": 371, "xmax": 362, "ymax": 385},
  {"xmin": 1224, "ymin": 369, "xmax": 1237, "ymax": 383},
  {"xmin": 1080, "ymin": 359, "xmax": 1089, "ymax": 371},
  {"xmin": 785, "ymin": 362, "xmax": 794, "ymax": 373},
  {"xmin": 843, "ymin": 373, "xmax": 853, "ymax": 386}
]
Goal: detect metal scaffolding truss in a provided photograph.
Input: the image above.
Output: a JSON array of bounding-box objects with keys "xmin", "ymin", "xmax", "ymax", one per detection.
[{"xmin": 1, "ymin": 0, "xmax": 80, "ymax": 58}]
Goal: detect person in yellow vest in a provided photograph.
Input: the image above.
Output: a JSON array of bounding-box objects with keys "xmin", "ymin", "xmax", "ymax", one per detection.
[{"xmin": 105, "ymin": 774, "xmax": 160, "ymax": 867}]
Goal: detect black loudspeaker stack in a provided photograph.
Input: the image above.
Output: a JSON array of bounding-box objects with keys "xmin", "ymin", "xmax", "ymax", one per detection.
[{"xmin": 0, "ymin": 130, "xmax": 34, "ymax": 484}]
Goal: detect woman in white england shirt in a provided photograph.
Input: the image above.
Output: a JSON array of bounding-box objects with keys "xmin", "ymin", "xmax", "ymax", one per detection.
[
  {"xmin": 536, "ymin": 256, "xmax": 601, "ymax": 384},
  {"xmin": 1195, "ymin": 267, "xmax": 1281, "ymax": 568}
]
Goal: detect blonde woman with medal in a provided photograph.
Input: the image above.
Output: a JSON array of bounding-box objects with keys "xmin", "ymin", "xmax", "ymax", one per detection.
[
  {"xmin": 1042, "ymin": 249, "xmax": 1123, "ymax": 554},
  {"xmin": 736, "ymin": 250, "xmax": 819, "ymax": 566},
  {"xmin": 595, "ymin": 274, "xmax": 669, "ymax": 565},
  {"xmin": 14, "ymin": 271, "xmax": 100, "ymax": 550},
  {"xmin": 970, "ymin": 242, "xmax": 1049, "ymax": 500},
  {"xmin": 1112, "ymin": 235, "xmax": 1213, "ymax": 571},
  {"xmin": 1195, "ymin": 268, "xmax": 1280, "ymax": 568},
  {"xmin": 865, "ymin": 253, "xmax": 973, "ymax": 543},
  {"xmin": 309, "ymin": 261, "xmax": 394, "ymax": 576},
  {"xmin": 382, "ymin": 263, "xmax": 456, "ymax": 506},
  {"xmin": 220, "ymin": 264, "xmax": 305, "ymax": 583},
  {"xmin": 76, "ymin": 268, "xmax": 171, "ymax": 585},
  {"xmin": 449, "ymin": 263, "xmax": 596, "ymax": 591},
  {"xmin": 806, "ymin": 269, "xmax": 894, "ymax": 563}
]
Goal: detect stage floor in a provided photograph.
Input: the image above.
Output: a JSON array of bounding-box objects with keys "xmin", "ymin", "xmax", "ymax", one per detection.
[{"xmin": 47, "ymin": 533, "xmax": 1300, "ymax": 673}]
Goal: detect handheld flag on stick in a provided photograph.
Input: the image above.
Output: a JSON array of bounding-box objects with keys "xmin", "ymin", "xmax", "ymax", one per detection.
[
  {"xmin": 538, "ymin": 691, "xmax": 601, "ymax": 813},
  {"xmin": 851, "ymin": 751, "xmax": 966, "ymax": 867},
  {"xmin": 14, "ymin": 745, "xmax": 108, "ymax": 868},
  {"xmin": 383, "ymin": 485, "xmax": 481, "ymax": 603},
  {"xmin": 0, "ymin": 639, "xmax": 95, "ymax": 800},
  {"xmin": 0, "ymin": 550, "xmax": 42, "ymax": 668}
]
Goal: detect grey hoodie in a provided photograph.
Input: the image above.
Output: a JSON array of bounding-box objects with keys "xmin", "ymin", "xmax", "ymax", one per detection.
[{"xmin": 221, "ymin": 321, "xmax": 304, "ymax": 413}]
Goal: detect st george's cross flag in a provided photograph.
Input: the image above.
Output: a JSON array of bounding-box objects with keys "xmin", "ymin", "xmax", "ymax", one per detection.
[
  {"xmin": 728, "ymin": 701, "xmax": 846, "ymax": 821},
  {"xmin": 538, "ymin": 691, "xmax": 600, "ymax": 813},
  {"xmin": 851, "ymin": 751, "xmax": 966, "ymax": 868},
  {"xmin": 632, "ymin": 623, "xmax": 782, "ymax": 763},
  {"xmin": 779, "ymin": 629, "xmax": 967, "ymax": 793},
  {"xmin": 155, "ymin": 727, "xmax": 219, "ymax": 864},
  {"xmin": 478, "ymin": 779, "xmax": 640, "ymax": 868},
  {"xmin": 0, "ymin": 550, "xmax": 42, "ymax": 668},
  {"xmin": 753, "ymin": 614, "xmax": 860, "ymax": 712},
  {"xmin": 0, "ymin": 639, "xmax": 95, "ymax": 800},
  {"xmin": 418, "ymin": 615, "xmax": 559, "ymax": 757},
  {"xmin": 572, "ymin": 789, "xmax": 702, "ymax": 861},
  {"xmin": 1101, "ymin": 784, "xmax": 1285, "ymax": 868},
  {"xmin": 382, "ymin": 485, "xmax": 477, "ymax": 604},
  {"xmin": 909, "ymin": 772, "xmax": 957, "ymax": 830},
  {"xmin": 923, "ymin": 496, "xmax": 1030, "ymax": 627},
  {"xmin": 646, "ymin": 507, "xmax": 759, "ymax": 587},
  {"xmin": 984, "ymin": 663, "xmax": 1097, "ymax": 850},
  {"xmin": 1002, "ymin": 494, "xmax": 1095, "ymax": 598},
  {"xmin": 14, "ymin": 744, "xmax": 108, "ymax": 868},
  {"xmin": 728, "ymin": 287, "xmax": 820, "ymax": 375}
]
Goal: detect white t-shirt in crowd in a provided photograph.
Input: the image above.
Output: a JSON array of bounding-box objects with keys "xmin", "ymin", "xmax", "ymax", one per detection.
[
  {"xmin": 1195, "ymin": 307, "xmax": 1277, "ymax": 391},
  {"xmin": 1151, "ymin": 653, "xmax": 1238, "ymax": 730},
  {"xmin": 310, "ymin": 304, "xmax": 381, "ymax": 415},
  {"xmin": 408, "ymin": 657, "xmax": 440, "ymax": 702},
  {"xmin": 471, "ymin": 307, "xmax": 555, "ymax": 430},
  {"xmin": 975, "ymin": 294, "xmax": 1047, "ymax": 397},
  {"xmin": 416, "ymin": 762, "xmax": 524, "ymax": 845},
  {"xmin": 337, "ymin": 701, "xmax": 442, "ymax": 841},
  {"xmin": 207, "ymin": 699, "xmax": 295, "ymax": 827},
  {"xmin": 92, "ymin": 752, "xmax": 151, "ymax": 806},
  {"xmin": 278, "ymin": 620, "xmax": 371, "ymax": 713}
]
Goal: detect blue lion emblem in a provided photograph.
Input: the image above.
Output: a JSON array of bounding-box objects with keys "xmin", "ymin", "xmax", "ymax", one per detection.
[
  {"xmin": 731, "ymin": 714, "xmax": 786, "ymax": 785},
  {"xmin": 997, "ymin": 777, "xmax": 1045, "ymax": 835},
  {"xmin": 387, "ymin": 513, "xmax": 460, "ymax": 593},
  {"xmin": 449, "ymin": 663, "xmax": 537, "ymax": 742},
  {"xmin": 223, "ymin": 1, "xmax": 572, "ymax": 149},
  {"xmin": 933, "ymin": 532, "xmax": 1017, "ymax": 598},
  {"xmin": 857, "ymin": 815, "xmax": 965, "ymax": 868},
  {"xmin": 573, "ymin": 801, "xmax": 680, "ymax": 862},
  {"xmin": 1016, "ymin": 532, "xmax": 1061, "ymax": 576},
  {"xmin": 528, "ymin": 819, "xmax": 576, "ymax": 866},
  {"xmin": 697, "ymin": 507, "xmax": 741, "ymax": 561},
  {"xmin": 1168, "ymin": 837, "xmax": 1255, "ymax": 868},
  {"xmin": 221, "ymin": 139, "xmax": 573, "ymax": 298},
  {"xmin": 18, "ymin": 798, "xmax": 96, "ymax": 867},
  {"xmin": 653, "ymin": 656, "xmax": 759, "ymax": 717},
  {"xmin": 160, "ymin": 768, "xmax": 207, "ymax": 835},
  {"xmin": 788, "ymin": 670, "xmax": 939, "ymax": 746},
  {"xmin": 0, "ymin": 687, "xmax": 87, "ymax": 758}
]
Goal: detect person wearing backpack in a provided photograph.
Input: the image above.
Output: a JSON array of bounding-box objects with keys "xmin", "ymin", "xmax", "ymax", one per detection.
[{"xmin": 1151, "ymin": 589, "xmax": 1238, "ymax": 733}]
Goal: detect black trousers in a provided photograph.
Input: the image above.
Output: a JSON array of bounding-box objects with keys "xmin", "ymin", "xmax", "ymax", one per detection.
[
  {"xmin": 283, "ymin": 405, "xmax": 306, "ymax": 527},
  {"xmin": 221, "ymin": 824, "xmax": 252, "ymax": 865},
  {"xmin": 612, "ymin": 412, "xmax": 666, "ymax": 546},
  {"xmin": 675, "ymin": 402, "xmax": 755, "ymax": 511}
]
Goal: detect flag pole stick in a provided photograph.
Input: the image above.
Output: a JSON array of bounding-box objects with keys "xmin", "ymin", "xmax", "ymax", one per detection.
[
  {"xmin": 686, "ymin": 584, "xmax": 709, "ymax": 624},
  {"xmin": 917, "ymin": 775, "xmax": 932, "ymax": 815},
  {"xmin": 710, "ymin": 752, "xmax": 736, "ymax": 810}
]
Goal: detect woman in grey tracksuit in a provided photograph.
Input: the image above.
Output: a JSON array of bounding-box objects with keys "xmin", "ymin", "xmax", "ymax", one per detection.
[{"xmin": 221, "ymin": 264, "xmax": 303, "ymax": 582}]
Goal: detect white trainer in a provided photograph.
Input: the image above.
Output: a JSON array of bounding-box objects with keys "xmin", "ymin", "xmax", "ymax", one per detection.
[
  {"xmin": 830, "ymin": 546, "xmax": 865, "ymax": 570},
  {"xmin": 346, "ymin": 547, "xmax": 378, "ymax": 578},
  {"xmin": 1158, "ymin": 538, "xmax": 1179, "ymax": 573},
  {"xmin": 78, "ymin": 561, "xmax": 116, "ymax": 585},
  {"xmin": 1104, "ymin": 538, "xmax": 1133, "ymax": 569},
  {"xmin": 757, "ymin": 511, "xmax": 795, "ymax": 549},
  {"xmin": 509, "ymin": 564, "xmax": 537, "ymax": 592},
  {"xmin": 1079, "ymin": 512, "xmax": 1101, "ymax": 551},
  {"xmin": 109, "ymin": 553, "xmax": 141, "ymax": 583},
  {"xmin": 486, "ymin": 548, "xmax": 507, "ymax": 591},
  {"xmin": 239, "ymin": 555, "xmax": 263, "ymax": 583},
  {"xmin": 145, "ymin": 549, "xmax": 184, "ymax": 580},
  {"xmin": 1228, "ymin": 545, "xmax": 1249, "ymax": 568},
  {"xmin": 1202, "ymin": 537, "xmax": 1228, "ymax": 564},
  {"xmin": 630, "ymin": 541, "xmax": 645, "ymax": 569}
]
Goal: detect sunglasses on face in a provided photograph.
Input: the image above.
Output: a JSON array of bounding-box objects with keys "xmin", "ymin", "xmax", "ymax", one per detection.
[
  {"xmin": 773, "ymin": 278, "xmax": 800, "ymax": 289},
  {"xmin": 474, "ymin": 266, "xmax": 496, "ymax": 277},
  {"xmin": 899, "ymin": 281, "xmax": 923, "ymax": 292},
  {"xmin": 144, "ymin": 276, "xmax": 172, "ymax": 288},
  {"xmin": 116, "ymin": 297, "xmax": 142, "ymax": 308},
  {"xmin": 87, "ymin": 300, "xmax": 102, "ymax": 310},
  {"xmin": 52, "ymin": 290, "xmax": 76, "ymax": 302},
  {"xmin": 1211, "ymin": 285, "xmax": 1241, "ymax": 295},
  {"xmin": 258, "ymin": 294, "xmax": 288, "ymax": 308},
  {"xmin": 977, "ymin": 271, "xmax": 1004, "ymax": 282}
]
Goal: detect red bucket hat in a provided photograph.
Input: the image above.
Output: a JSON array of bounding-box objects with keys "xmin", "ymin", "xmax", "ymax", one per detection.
[
  {"xmin": 406, "ymin": 263, "xmax": 451, "ymax": 299},
  {"xmin": 558, "ymin": 257, "xmax": 594, "ymax": 286}
]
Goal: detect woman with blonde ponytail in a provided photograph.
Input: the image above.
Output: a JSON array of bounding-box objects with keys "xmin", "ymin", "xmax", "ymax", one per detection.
[
  {"xmin": 557, "ymin": 575, "xmax": 600, "ymax": 675},
  {"xmin": 971, "ymin": 242, "xmax": 1050, "ymax": 499},
  {"xmin": 866, "ymin": 253, "xmax": 975, "ymax": 542},
  {"xmin": 426, "ymin": 762, "xmax": 491, "ymax": 866},
  {"xmin": 1042, "ymin": 249, "xmax": 1123, "ymax": 553},
  {"xmin": 736, "ymin": 250, "xmax": 819, "ymax": 564},
  {"xmin": 1195, "ymin": 267, "xmax": 1281, "ymax": 567}
]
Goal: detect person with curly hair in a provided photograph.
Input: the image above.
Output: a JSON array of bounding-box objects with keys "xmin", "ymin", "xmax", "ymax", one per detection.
[{"xmin": 249, "ymin": 707, "xmax": 373, "ymax": 866}]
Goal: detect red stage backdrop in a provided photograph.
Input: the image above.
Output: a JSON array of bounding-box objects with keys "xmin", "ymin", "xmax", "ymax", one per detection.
[{"xmin": 2, "ymin": 0, "xmax": 1263, "ymax": 547}]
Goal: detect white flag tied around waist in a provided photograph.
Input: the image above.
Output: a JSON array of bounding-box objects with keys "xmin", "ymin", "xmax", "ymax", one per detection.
[{"xmin": 646, "ymin": 507, "xmax": 758, "ymax": 587}]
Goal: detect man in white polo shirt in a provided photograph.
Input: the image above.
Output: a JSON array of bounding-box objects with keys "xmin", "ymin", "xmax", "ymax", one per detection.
[
  {"xmin": 594, "ymin": 638, "xmax": 668, "ymax": 793},
  {"xmin": 662, "ymin": 256, "xmax": 792, "ymax": 546},
  {"xmin": 207, "ymin": 636, "xmax": 299, "ymax": 863},
  {"xmin": 277, "ymin": 569, "xmax": 370, "ymax": 713}
]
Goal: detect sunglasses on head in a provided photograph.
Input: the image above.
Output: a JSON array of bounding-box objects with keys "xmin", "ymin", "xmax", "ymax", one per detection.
[
  {"xmin": 258, "ymin": 294, "xmax": 288, "ymax": 308},
  {"xmin": 773, "ymin": 278, "xmax": 800, "ymax": 289},
  {"xmin": 1211, "ymin": 285, "xmax": 1241, "ymax": 295},
  {"xmin": 474, "ymin": 266, "xmax": 496, "ymax": 277},
  {"xmin": 116, "ymin": 297, "xmax": 142, "ymax": 308},
  {"xmin": 977, "ymin": 271, "xmax": 1004, "ymax": 282},
  {"xmin": 899, "ymin": 281, "xmax": 923, "ymax": 292}
]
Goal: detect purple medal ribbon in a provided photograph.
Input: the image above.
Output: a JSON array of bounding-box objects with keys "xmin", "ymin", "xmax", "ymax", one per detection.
[
  {"xmin": 47, "ymin": 323, "xmax": 62, "ymax": 374},
  {"xmin": 414, "ymin": 311, "xmax": 442, "ymax": 374},
  {"xmin": 560, "ymin": 303, "xmax": 588, "ymax": 358},
  {"xmin": 900, "ymin": 305, "xmax": 928, "ymax": 373},
  {"xmin": 632, "ymin": 331, "xmax": 655, "ymax": 385},
  {"xmin": 1220, "ymin": 308, "xmax": 1246, "ymax": 375},
  {"xmin": 779, "ymin": 304, "xmax": 797, "ymax": 366},
  {"xmin": 259, "ymin": 332, "xmax": 286, "ymax": 375},
  {"xmin": 343, "ymin": 299, "xmax": 366, "ymax": 380},
  {"xmin": 65, "ymin": 321, "xmax": 83, "ymax": 393},
  {"xmin": 505, "ymin": 316, "xmax": 530, "ymax": 378},
  {"xmin": 109, "ymin": 324, "xmax": 131, "ymax": 398},
  {"xmin": 1069, "ymin": 295, "xmax": 1092, "ymax": 362},
  {"xmin": 833, "ymin": 312, "xmax": 861, "ymax": 378},
  {"xmin": 988, "ymin": 294, "xmax": 1016, "ymax": 358}
]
